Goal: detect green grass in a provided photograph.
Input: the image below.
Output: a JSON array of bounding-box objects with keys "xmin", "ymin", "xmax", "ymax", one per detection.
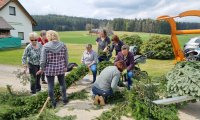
[
  {"xmin": 140, "ymin": 59, "xmax": 174, "ymax": 78},
  {"xmin": 56, "ymin": 31, "xmax": 198, "ymax": 48},
  {"xmin": 0, "ymin": 47, "xmax": 25, "ymax": 65},
  {"xmin": 56, "ymin": 31, "xmax": 97, "ymax": 45}
]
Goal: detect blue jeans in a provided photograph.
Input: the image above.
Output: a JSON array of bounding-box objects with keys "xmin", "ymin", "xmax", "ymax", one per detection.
[
  {"xmin": 92, "ymin": 86, "xmax": 113, "ymax": 99},
  {"xmin": 90, "ymin": 64, "xmax": 97, "ymax": 82},
  {"xmin": 127, "ymin": 71, "xmax": 134, "ymax": 90},
  {"xmin": 46, "ymin": 74, "xmax": 67, "ymax": 105}
]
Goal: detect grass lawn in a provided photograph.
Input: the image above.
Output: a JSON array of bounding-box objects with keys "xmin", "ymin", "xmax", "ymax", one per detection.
[
  {"xmin": 0, "ymin": 44, "xmax": 97, "ymax": 65},
  {"xmin": 55, "ymin": 31, "xmax": 199, "ymax": 48}
]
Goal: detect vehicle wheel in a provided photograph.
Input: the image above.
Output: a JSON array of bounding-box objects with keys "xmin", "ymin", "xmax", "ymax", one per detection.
[{"xmin": 186, "ymin": 53, "xmax": 197, "ymax": 61}]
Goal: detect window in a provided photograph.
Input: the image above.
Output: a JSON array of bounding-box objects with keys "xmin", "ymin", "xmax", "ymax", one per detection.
[
  {"xmin": 9, "ymin": 6, "xmax": 16, "ymax": 15},
  {"xmin": 195, "ymin": 39, "xmax": 200, "ymax": 43},
  {"xmin": 18, "ymin": 32, "xmax": 24, "ymax": 40}
]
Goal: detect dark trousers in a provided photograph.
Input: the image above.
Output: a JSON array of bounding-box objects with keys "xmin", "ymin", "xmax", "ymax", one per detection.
[
  {"xmin": 46, "ymin": 74, "xmax": 67, "ymax": 104},
  {"xmin": 92, "ymin": 86, "xmax": 113, "ymax": 100},
  {"xmin": 41, "ymin": 73, "xmax": 45, "ymax": 81},
  {"xmin": 28, "ymin": 63, "xmax": 41, "ymax": 93},
  {"xmin": 98, "ymin": 55, "xmax": 111, "ymax": 62}
]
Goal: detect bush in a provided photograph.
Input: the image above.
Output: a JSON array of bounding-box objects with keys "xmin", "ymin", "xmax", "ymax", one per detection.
[
  {"xmin": 141, "ymin": 35, "xmax": 173, "ymax": 59},
  {"xmin": 97, "ymin": 61, "xmax": 113, "ymax": 73},
  {"xmin": 120, "ymin": 34, "xmax": 143, "ymax": 53},
  {"xmin": 166, "ymin": 61, "xmax": 200, "ymax": 98}
]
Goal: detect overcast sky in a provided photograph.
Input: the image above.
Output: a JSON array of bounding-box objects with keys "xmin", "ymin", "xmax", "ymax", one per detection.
[{"xmin": 19, "ymin": 0, "xmax": 200, "ymax": 22}]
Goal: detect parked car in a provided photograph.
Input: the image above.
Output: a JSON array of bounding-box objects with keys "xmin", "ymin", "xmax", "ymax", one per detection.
[{"xmin": 184, "ymin": 37, "xmax": 200, "ymax": 61}]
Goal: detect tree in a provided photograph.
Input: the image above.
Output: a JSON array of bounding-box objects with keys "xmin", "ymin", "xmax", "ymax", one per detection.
[{"xmin": 85, "ymin": 23, "xmax": 94, "ymax": 31}]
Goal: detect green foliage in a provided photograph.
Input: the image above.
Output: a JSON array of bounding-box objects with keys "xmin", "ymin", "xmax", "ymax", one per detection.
[
  {"xmin": 68, "ymin": 90, "xmax": 89, "ymax": 100},
  {"xmin": 96, "ymin": 90, "xmax": 131, "ymax": 120},
  {"xmin": 166, "ymin": 61, "xmax": 200, "ymax": 98},
  {"xmin": 96, "ymin": 102, "xmax": 130, "ymax": 120},
  {"xmin": 121, "ymin": 34, "xmax": 143, "ymax": 53},
  {"xmin": 13, "ymin": 69, "xmax": 31, "ymax": 86},
  {"xmin": 128, "ymin": 80, "xmax": 179, "ymax": 120},
  {"xmin": 97, "ymin": 77, "xmax": 179, "ymax": 120},
  {"xmin": 0, "ymin": 65, "xmax": 89, "ymax": 120},
  {"xmin": 22, "ymin": 109, "xmax": 77, "ymax": 120},
  {"xmin": 141, "ymin": 35, "xmax": 173, "ymax": 59},
  {"xmin": 97, "ymin": 61, "xmax": 113, "ymax": 73}
]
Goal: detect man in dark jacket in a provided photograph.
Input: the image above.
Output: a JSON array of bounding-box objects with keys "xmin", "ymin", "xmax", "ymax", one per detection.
[{"xmin": 114, "ymin": 45, "xmax": 134, "ymax": 89}]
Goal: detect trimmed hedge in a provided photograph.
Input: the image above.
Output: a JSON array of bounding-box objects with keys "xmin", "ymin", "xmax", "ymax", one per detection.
[
  {"xmin": 0, "ymin": 65, "xmax": 89, "ymax": 120},
  {"xmin": 97, "ymin": 61, "xmax": 113, "ymax": 73},
  {"xmin": 120, "ymin": 34, "xmax": 143, "ymax": 53},
  {"xmin": 141, "ymin": 35, "xmax": 173, "ymax": 59}
]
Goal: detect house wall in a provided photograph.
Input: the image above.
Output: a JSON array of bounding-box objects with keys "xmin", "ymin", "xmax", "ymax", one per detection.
[{"xmin": 0, "ymin": 2, "xmax": 33, "ymax": 44}]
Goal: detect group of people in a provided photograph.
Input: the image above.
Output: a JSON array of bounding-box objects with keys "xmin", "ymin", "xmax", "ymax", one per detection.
[{"xmin": 22, "ymin": 29, "xmax": 135, "ymax": 107}]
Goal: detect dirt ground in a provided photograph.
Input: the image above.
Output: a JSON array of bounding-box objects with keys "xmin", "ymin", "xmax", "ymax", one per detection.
[{"xmin": 0, "ymin": 64, "xmax": 199, "ymax": 120}]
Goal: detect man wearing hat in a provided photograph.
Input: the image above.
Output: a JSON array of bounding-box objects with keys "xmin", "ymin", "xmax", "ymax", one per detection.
[
  {"xmin": 114, "ymin": 45, "xmax": 135, "ymax": 89},
  {"xmin": 81, "ymin": 44, "xmax": 98, "ymax": 83}
]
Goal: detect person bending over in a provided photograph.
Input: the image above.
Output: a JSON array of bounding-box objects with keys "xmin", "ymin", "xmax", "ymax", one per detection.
[{"xmin": 92, "ymin": 61, "xmax": 126, "ymax": 106}]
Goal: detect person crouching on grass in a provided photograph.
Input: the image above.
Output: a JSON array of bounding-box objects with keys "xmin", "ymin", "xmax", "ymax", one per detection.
[
  {"xmin": 22, "ymin": 32, "xmax": 42, "ymax": 94},
  {"xmin": 92, "ymin": 61, "xmax": 126, "ymax": 106},
  {"xmin": 81, "ymin": 44, "xmax": 98, "ymax": 83},
  {"xmin": 37, "ymin": 30, "xmax": 68, "ymax": 108}
]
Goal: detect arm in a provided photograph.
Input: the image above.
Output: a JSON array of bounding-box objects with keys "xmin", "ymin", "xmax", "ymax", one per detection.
[
  {"xmin": 22, "ymin": 46, "xmax": 28, "ymax": 66},
  {"xmin": 64, "ymin": 45, "xmax": 68, "ymax": 69},
  {"xmin": 114, "ymin": 54, "xmax": 120, "ymax": 66},
  {"xmin": 127, "ymin": 54, "xmax": 135, "ymax": 71},
  {"xmin": 89, "ymin": 51, "xmax": 98, "ymax": 66},
  {"xmin": 110, "ymin": 43, "xmax": 114, "ymax": 53},
  {"xmin": 40, "ymin": 47, "xmax": 47, "ymax": 71},
  {"xmin": 111, "ymin": 73, "xmax": 120, "ymax": 91},
  {"xmin": 81, "ymin": 51, "xmax": 85, "ymax": 64}
]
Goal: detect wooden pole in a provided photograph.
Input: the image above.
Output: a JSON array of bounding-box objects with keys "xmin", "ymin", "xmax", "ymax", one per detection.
[{"xmin": 37, "ymin": 97, "xmax": 50, "ymax": 118}]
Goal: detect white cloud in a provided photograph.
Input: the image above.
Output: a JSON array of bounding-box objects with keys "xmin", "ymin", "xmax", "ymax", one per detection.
[{"xmin": 19, "ymin": 0, "xmax": 200, "ymax": 22}]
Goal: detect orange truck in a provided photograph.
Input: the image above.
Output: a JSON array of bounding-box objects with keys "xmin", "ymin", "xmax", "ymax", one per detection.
[{"xmin": 157, "ymin": 10, "xmax": 200, "ymax": 63}]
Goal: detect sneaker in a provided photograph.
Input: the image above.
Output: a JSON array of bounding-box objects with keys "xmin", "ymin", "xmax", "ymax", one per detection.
[
  {"xmin": 42, "ymin": 81, "xmax": 47, "ymax": 84},
  {"xmin": 94, "ymin": 95, "xmax": 100, "ymax": 105},
  {"xmin": 99, "ymin": 96, "xmax": 105, "ymax": 106}
]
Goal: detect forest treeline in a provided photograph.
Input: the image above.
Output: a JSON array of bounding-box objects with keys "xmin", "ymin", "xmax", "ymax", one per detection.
[{"xmin": 32, "ymin": 14, "xmax": 200, "ymax": 34}]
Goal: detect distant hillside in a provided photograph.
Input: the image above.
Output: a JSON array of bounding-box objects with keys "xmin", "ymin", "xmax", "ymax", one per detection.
[{"xmin": 32, "ymin": 14, "xmax": 200, "ymax": 34}]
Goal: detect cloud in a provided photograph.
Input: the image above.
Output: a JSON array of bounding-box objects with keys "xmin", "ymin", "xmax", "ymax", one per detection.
[{"xmin": 19, "ymin": 0, "xmax": 200, "ymax": 22}]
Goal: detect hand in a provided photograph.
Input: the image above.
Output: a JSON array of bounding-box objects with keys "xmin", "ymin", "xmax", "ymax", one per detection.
[
  {"xmin": 64, "ymin": 68, "xmax": 67, "ymax": 72},
  {"xmin": 36, "ymin": 70, "xmax": 43, "ymax": 75},
  {"xmin": 87, "ymin": 64, "xmax": 91, "ymax": 68}
]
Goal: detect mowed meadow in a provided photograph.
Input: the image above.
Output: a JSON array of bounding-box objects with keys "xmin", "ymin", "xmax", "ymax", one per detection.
[{"xmin": 0, "ymin": 31, "xmax": 198, "ymax": 77}]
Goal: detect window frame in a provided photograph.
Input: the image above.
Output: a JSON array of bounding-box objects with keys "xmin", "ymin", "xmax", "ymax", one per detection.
[
  {"xmin": 18, "ymin": 32, "xmax": 24, "ymax": 40},
  {"xmin": 9, "ymin": 6, "xmax": 16, "ymax": 16}
]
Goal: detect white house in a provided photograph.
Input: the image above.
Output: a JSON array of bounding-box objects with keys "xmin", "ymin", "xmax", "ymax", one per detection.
[{"xmin": 0, "ymin": 0, "xmax": 37, "ymax": 44}]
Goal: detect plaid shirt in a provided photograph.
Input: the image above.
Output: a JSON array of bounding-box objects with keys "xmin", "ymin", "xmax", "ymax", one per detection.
[{"xmin": 45, "ymin": 46, "xmax": 66, "ymax": 76}]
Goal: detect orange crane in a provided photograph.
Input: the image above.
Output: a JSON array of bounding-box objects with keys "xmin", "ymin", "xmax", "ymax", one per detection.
[{"xmin": 157, "ymin": 10, "xmax": 200, "ymax": 63}]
